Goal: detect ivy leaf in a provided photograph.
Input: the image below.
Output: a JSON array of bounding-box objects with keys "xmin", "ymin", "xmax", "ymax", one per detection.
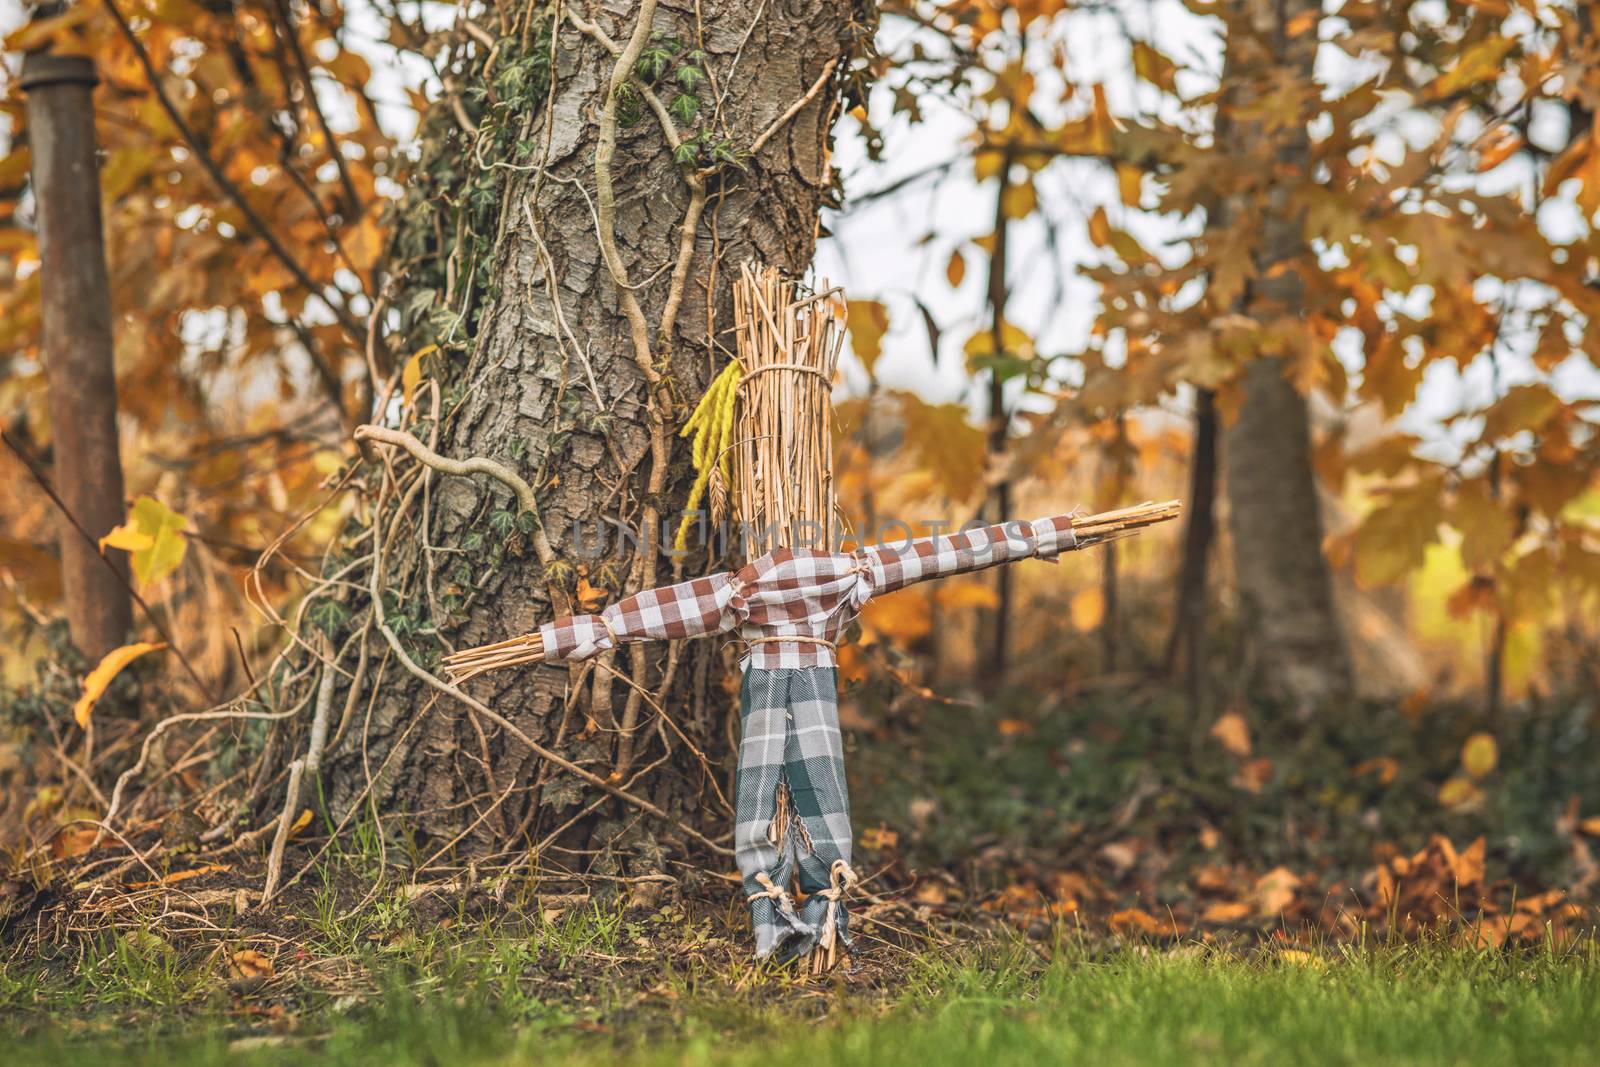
[{"xmin": 669, "ymin": 92, "xmax": 700, "ymax": 125}]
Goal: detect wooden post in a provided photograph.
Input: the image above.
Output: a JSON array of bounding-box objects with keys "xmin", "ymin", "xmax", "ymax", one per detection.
[{"xmin": 20, "ymin": 53, "xmax": 132, "ymax": 661}]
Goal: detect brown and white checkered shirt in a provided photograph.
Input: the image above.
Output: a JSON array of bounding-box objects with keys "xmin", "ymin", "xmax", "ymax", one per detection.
[{"xmin": 538, "ymin": 513, "xmax": 1079, "ymax": 669}]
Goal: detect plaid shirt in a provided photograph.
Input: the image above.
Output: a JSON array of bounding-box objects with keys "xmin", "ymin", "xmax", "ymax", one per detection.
[{"xmin": 539, "ymin": 513, "xmax": 1079, "ymax": 669}]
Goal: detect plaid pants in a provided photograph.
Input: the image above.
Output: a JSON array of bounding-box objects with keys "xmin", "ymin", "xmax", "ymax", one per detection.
[{"xmin": 735, "ymin": 666, "xmax": 854, "ymax": 960}]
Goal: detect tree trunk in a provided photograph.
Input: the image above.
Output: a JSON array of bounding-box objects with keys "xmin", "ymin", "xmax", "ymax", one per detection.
[
  {"xmin": 313, "ymin": 2, "xmax": 857, "ymax": 872},
  {"xmin": 1219, "ymin": 0, "xmax": 1352, "ymax": 709},
  {"xmin": 1164, "ymin": 386, "xmax": 1217, "ymax": 718},
  {"xmin": 979, "ymin": 147, "xmax": 1014, "ymax": 692},
  {"xmin": 20, "ymin": 52, "xmax": 133, "ymax": 663}
]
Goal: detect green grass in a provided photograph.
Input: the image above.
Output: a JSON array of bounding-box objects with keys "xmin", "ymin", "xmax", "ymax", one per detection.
[{"xmin": 6, "ymin": 937, "xmax": 1597, "ymax": 1067}]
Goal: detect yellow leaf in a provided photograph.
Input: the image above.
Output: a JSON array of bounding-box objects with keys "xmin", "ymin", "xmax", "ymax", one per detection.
[
  {"xmin": 228, "ymin": 948, "xmax": 276, "ymax": 980},
  {"xmin": 996, "ymin": 718, "xmax": 1035, "ymax": 737},
  {"xmin": 74, "ymin": 642, "xmax": 167, "ymax": 728},
  {"xmin": 102, "ymin": 496, "xmax": 189, "ymax": 590},
  {"xmin": 1001, "ymin": 179, "xmax": 1037, "ymax": 219},
  {"xmin": 1438, "ymin": 776, "xmax": 1482, "ymax": 809},
  {"xmin": 859, "ymin": 824, "xmax": 898, "ymax": 850},
  {"xmin": 1110, "ymin": 907, "xmax": 1162, "ymax": 935},
  {"xmin": 1201, "ymin": 900, "xmax": 1251, "ymax": 923},
  {"xmin": 846, "ymin": 300, "xmax": 890, "ymax": 377},
  {"xmin": 1209, "ymin": 712, "xmax": 1252, "ymax": 758},
  {"xmin": 1578, "ymin": 817, "xmax": 1600, "ymax": 836},
  {"xmin": 1232, "ymin": 757, "xmax": 1274, "ymax": 793},
  {"xmin": 1115, "ymin": 162, "xmax": 1143, "ymax": 207},
  {"xmin": 402, "ymin": 344, "xmax": 438, "ymax": 407},
  {"xmin": 1278, "ymin": 949, "xmax": 1322, "ymax": 967},
  {"xmin": 963, "ymin": 318, "xmax": 1036, "ymax": 369},
  {"xmin": 576, "ymin": 575, "xmax": 606, "ymax": 612},
  {"xmin": 1351, "ymin": 756, "xmax": 1398, "ymax": 785},
  {"xmin": 99, "ymin": 524, "xmax": 155, "ymax": 554},
  {"xmin": 946, "ymin": 248, "xmax": 966, "ymax": 289},
  {"xmin": 1131, "ymin": 41, "xmax": 1178, "ymax": 93},
  {"xmin": 1070, "ymin": 587, "xmax": 1105, "ymax": 631},
  {"xmin": 344, "ymin": 215, "xmax": 386, "ymax": 272},
  {"xmin": 1460, "ymin": 732, "xmax": 1498, "ymax": 780},
  {"xmin": 1284, "ymin": 10, "xmax": 1318, "ymax": 35},
  {"xmin": 1087, "ymin": 205, "xmax": 1113, "ymax": 248},
  {"xmin": 1451, "ymin": 835, "xmax": 1486, "ymax": 886},
  {"xmin": 860, "ymin": 588, "xmax": 933, "ymax": 644}
]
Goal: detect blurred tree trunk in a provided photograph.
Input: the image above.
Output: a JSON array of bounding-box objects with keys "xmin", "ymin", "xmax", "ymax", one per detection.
[
  {"xmin": 20, "ymin": 51, "xmax": 132, "ymax": 663},
  {"xmin": 315, "ymin": 3, "xmax": 856, "ymax": 869},
  {"xmin": 1164, "ymin": 386, "xmax": 1217, "ymax": 717},
  {"xmin": 1219, "ymin": 0, "xmax": 1352, "ymax": 708},
  {"xmin": 979, "ymin": 146, "xmax": 1014, "ymax": 692}
]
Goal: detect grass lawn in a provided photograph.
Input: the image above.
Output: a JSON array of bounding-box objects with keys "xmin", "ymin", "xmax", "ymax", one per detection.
[{"xmin": 6, "ymin": 935, "xmax": 1597, "ymax": 1067}]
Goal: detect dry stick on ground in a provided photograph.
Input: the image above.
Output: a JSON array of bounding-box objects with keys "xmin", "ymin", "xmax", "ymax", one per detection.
[{"xmin": 260, "ymin": 756, "xmax": 304, "ymax": 903}]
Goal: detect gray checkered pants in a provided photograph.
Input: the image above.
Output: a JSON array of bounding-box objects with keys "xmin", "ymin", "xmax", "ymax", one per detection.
[{"xmin": 735, "ymin": 666, "xmax": 854, "ymax": 960}]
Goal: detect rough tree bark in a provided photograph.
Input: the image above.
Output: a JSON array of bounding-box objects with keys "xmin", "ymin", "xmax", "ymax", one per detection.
[
  {"xmin": 1218, "ymin": 0, "xmax": 1352, "ymax": 709},
  {"xmin": 311, "ymin": 2, "xmax": 860, "ymax": 876}
]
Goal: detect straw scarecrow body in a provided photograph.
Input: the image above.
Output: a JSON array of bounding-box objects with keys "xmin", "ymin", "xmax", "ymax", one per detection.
[{"xmin": 448, "ymin": 266, "xmax": 1179, "ymax": 971}]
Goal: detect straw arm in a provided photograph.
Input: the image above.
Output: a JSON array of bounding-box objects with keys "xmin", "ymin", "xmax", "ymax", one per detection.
[{"xmin": 864, "ymin": 500, "xmax": 1182, "ymax": 594}]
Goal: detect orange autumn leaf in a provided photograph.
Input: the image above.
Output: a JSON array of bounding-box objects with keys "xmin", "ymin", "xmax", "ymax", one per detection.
[
  {"xmin": 1209, "ymin": 712, "xmax": 1252, "ymax": 758},
  {"xmin": 1231, "ymin": 757, "xmax": 1273, "ymax": 793},
  {"xmin": 1109, "ymin": 907, "xmax": 1162, "ymax": 935},
  {"xmin": 73, "ymin": 642, "xmax": 167, "ymax": 728},
  {"xmin": 1253, "ymin": 866, "xmax": 1300, "ymax": 917},
  {"xmin": 1201, "ymin": 900, "xmax": 1252, "ymax": 924},
  {"xmin": 1069, "ymin": 587, "xmax": 1105, "ymax": 631}
]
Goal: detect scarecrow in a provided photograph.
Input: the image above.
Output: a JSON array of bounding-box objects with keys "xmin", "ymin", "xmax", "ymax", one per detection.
[{"xmin": 445, "ymin": 265, "xmax": 1180, "ymax": 972}]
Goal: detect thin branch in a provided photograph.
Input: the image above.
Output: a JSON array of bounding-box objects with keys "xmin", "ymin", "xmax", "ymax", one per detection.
[
  {"xmin": 748, "ymin": 57, "xmax": 840, "ymax": 159},
  {"xmin": 587, "ymin": 0, "xmax": 665, "ymax": 388},
  {"xmin": 260, "ymin": 757, "xmax": 304, "ymax": 902},
  {"xmin": 352, "ymin": 426, "xmax": 552, "ymax": 566},
  {"xmin": 270, "ymin": 0, "xmax": 364, "ymax": 221}
]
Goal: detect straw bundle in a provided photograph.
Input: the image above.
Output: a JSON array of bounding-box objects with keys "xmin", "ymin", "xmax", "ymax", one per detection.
[
  {"xmin": 442, "ymin": 631, "xmax": 544, "ymax": 683},
  {"xmin": 1065, "ymin": 499, "xmax": 1183, "ymax": 547},
  {"xmin": 731, "ymin": 262, "xmax": 845, "ymax": 554}
]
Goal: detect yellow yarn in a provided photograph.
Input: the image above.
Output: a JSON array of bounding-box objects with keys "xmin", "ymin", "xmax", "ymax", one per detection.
[{"xmin": 674, "ymin": 361, "xmax": 742, "ymax": 552}]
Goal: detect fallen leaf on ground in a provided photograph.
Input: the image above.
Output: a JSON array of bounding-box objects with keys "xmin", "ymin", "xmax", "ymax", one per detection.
[{"xmin": 1210, "ymin": 712, "xmax": 1252, "ymax": 757}]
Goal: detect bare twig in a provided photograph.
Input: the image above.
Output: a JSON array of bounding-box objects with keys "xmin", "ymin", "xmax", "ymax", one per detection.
[{"xmin": 748, "ymin": 57, "xmax": 840, "ymax": 159}]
